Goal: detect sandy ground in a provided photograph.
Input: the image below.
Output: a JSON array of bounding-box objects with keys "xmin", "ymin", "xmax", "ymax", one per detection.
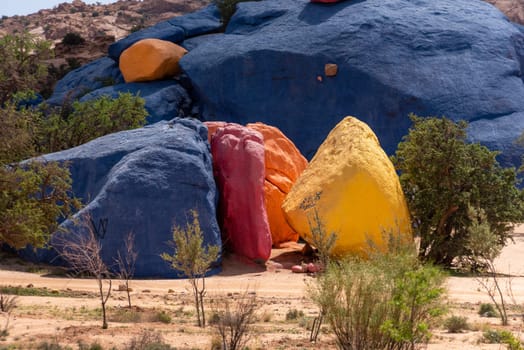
[{"xmin": 0, "ymin": 227, "xmax": 524, "ymax": 349}]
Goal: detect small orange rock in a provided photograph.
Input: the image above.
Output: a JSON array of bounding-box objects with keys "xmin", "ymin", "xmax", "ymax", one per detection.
[{"xmin": 325, "ymin": 63, "xmax": 338, "ymax": 77}]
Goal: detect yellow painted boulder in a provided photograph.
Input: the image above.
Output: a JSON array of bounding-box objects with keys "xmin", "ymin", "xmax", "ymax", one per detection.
[
  {"xmin": 119, "ymin": 38, "xmax": 188, "ymax": 83},
  {"xmin": 282, "ymin": 116, "xmax": 412, "ymax": 257}
]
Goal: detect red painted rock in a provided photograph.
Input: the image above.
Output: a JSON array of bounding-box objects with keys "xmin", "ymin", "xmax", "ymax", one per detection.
[
  {"xmin": 247, "ymin": 123, "xmax": 308, "ymax": 246},
  {"xmin": 210, "ymin": 124, "xmax": 272, "ymax": 262}
]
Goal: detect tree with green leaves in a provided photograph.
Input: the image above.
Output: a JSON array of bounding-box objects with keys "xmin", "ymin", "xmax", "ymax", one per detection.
[
  {"xmin": 391, "ymin": 114, "xmax": 523, "ymax": 267},
  {"xmin": 37, "ymin": 92, "xmax": 148, "ymax": 153},
  {"xmin": 161, "ymin": 210, "xmax": 220, "ymax": 328},
  {"xmin": 0, "ymin": 32, "xmax": 52, "ymax": 104},
  {"xmin": 0, "ymin": 161, "xmax": 81, "ymax": 249}
]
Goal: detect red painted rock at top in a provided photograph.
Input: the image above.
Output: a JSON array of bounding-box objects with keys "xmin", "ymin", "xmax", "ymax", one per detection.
[
  {"xmin": 246, "ymin": 123, "xmax": 308, "ymax": 246},
  {"xmin": 210, "ymin": 123, "xmax": 272, "ymax": 262}
]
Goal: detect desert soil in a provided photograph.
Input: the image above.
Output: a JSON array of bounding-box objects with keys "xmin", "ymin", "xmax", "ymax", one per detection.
[{"xmin": 1, "ymin": 226, "xmax": 524, "ymax": 349}]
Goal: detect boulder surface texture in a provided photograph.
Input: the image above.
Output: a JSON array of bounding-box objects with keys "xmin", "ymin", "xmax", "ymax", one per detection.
[
  {"xmin": 210, "ymin": 123, "xmax": 272, "ymax": 262},
  {"xmin": 120, "ymin": 39, "xmax": 188, "ymax": 83},
  {"xmin": 282, "ymin": 117, "xmax": 412, "ymax": 257},
  {"xmin": 29, "ymin": 118, "xmax": 221, "ymax": 278},
  {"xmin": 246, "ymin": 122, "xmax": 307, "ymax": 246},
  {"xmin": 180, "ymin": 0, "xmax": 524, "ymax": 168}
]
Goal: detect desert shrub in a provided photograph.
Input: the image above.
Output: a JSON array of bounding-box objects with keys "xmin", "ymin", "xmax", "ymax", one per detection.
[
  {"xmin": 109, "ymin": 307, "xmax": 142, "ymax": 323},
  {"xmin": 62, "ymin": 32, "xmax": 85, "ymax": 46},
  {"xmin": 153, "ymin": 311, "xmax": 172, "ymax": 324},
  {"xmin": 124, "ymin": 330, "xmax": 174, "ymax": 350},
  {"xmin": 310, "ymin": 246, "xmax": 445, "ymax": 350},
  {"xmin": 37, "ymin": 92, "xmax": 147, "ymax": 153},
  {"xmin": 78, "ymin": 343, "xmax": 103, "ymax": 350},
  {"xmin": 483, "ymin": 329, "xmax": 523, "ymax": 350},
  {"xmin": 478, "ymin": 303, "xmax": 498, "ymax": 318},
  {"xmin": 213, "ymin": 0, "xmax": 259, "ymax": 28},
  {"xmin": 392, "ymin": 114, "xmax": 524, "ymax": 267},
  {"xmin": 443, "ymin": 315, "xmax": 469, "ymax": 333},
  {"xmin": 210, "ymin": 289, "xmax": 257, "ymax": 350},
  {"xmin": 161, "ymin": 210, "xmax": 220, "ymax": 327},
  {"xmin": 0, "ymin": 32, "xmax": 52, "ymax": 103},
  {"xmin": 285, "ymin": 308, "xmax": 304, "ymax": 321}
]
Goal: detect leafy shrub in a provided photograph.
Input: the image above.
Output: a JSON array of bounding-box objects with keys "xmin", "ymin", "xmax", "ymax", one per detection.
[
  {"xmin": 392, "ymin": 114, "xmax": 524, "ymax": 267},
  {"xmin": 62, "ymin": 32, "xmax": 85, "ymax": 46},
  {"xmin": 310, "ymin": 243, "xmax": 445, "ymax": 350},
  {"xmin": 37, "ymin": 92, "xmax": 147, "ymax": 153},
  {"xmin": 483, "ymin": 329, "xmax": 523, "ymax": 350},
  {"xmin": 478, "ymin": 303, "xmax": 498, "ymax": 318},
  {"xmin": 213, "ymin": 0, "xmax": 259, "ymax": 28},
  {"xmin": 124, "ymin": 330, "xmax": 174, "ymax": 350},
  {"xmin": 285, "ymin": 308, "xmax": 305, "ymax": 321},
  {"xmin": 154, "ymin": 311, "xmax": 172, "ymax": 324},
  {"xmin": 443, "ymin": 315, "xmax": 469, "ymax": 333}
]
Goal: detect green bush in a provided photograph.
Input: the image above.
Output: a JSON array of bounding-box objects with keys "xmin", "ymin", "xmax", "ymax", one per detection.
[
  {"xmin": 213, "ymin": 0, "xmax": 259, "ymax": 27},
  {"xmin": 392, "ymin": 114, "xmax": 524, "ymax": 267},
  {"xmin": 124, "ymin": 330, "xmax": 174, "ymax": 350},
  {"xmin": 62, "ymin": 32, "xmax": 85, "ymax": 46},
  {"xmin": 37, "ymin": 92, "xmax": 147, "ymax": 153},
  {"xmin": 154, "ymin": 311, "xmax": 172, "ymax": 324},
  {"xmin": 478, "ymin": 303, "xmax": 498, "ymax": 318},
  {"xmin": 483, "ymin": 329, "xmax": 523, "ymax": 350},
  {"xmin": 310, "ymin": 245, "xmax": 445, "ymax": 350},
  {"xmin": 285, "ymin": 308, "xmax": 305, "ymax": 321},
  {"xmin": 443, "ymin": 315, "xmax": 469, "ymax": 333}
]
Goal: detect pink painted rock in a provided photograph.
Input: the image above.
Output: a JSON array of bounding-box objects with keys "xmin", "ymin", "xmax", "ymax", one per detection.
[
  {"xmin": 247, "ymin": 123, "xmax": 308, "ymax": 246},
  {"xmin": 306, "ymin": 262, "xmax": 321, "ymax": 273},
  {"xmin": 291, "ymin": 265, "xmax": 304, "ymax": 273},
  {"xmin": 210, "ymin": 124, "xmax": 272, "ymax": 262}
]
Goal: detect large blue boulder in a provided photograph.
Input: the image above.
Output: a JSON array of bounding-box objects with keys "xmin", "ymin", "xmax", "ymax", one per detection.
[
  {"xmin": 47, "ymin": 57, "xmax": 124, "ymax": 106},
  {"xmin": 180, "ymin": 0, "xmax": 524, "ymax": 166},
  {"xmin": 31, "ymin": 118, "xmax": 221, "ymax": 278},
  {"xmin": 108, "ymin": 5, "xmax": 222, "ymax": 61},
  {"xmin": 80, "ymin": 80, "xmax": 192, "ymax": 124}
]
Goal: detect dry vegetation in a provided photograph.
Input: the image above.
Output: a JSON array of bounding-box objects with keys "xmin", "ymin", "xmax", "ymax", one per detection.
[{"xmin": 0, "ymin": 230, "xmax": 523, "ymax": 349}]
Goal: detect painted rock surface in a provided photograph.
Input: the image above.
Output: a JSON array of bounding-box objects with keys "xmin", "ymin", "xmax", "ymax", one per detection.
[
  {"xmin": 210, "ymin": 123, "xmax": 272, "ymax": 261},
  {"xmin": 21, "ymin": 118, "xmax": 221, "ymax": 278},
  {"xmin": 247, "ymin": 122, "xmax": 307, "ymax": 246},
  {"xmin": 282, "ymin": 117, "xmax": 412, "ymax": 257},
  {"xmin": 120, "ymin": 39, "xmax": 188, "ymax": 83}
]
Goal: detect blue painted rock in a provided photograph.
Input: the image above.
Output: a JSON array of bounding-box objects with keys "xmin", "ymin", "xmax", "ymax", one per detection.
[
  {"xmin": 108, "ymin": 4, "xmax": 222, "ymax": 61},
  {"xmin": 180, "ymin": 0, "xmax": 524, "ymax": 168},
  {"xmin": 25, "ymin": 118, "xmax": 221, "ymax": 278},
  {"xmin": 79, "ymin": 80, "xmax": 192, "ymax": 124},
  {"xmin": 47, "ymin": 57, "xmax": 124, "ymax": 106}
]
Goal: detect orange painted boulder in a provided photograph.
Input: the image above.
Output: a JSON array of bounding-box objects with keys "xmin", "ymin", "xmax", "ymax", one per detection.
[
  {"xmin": 204, "ymin": 121, "xmax": 227, "ymax": 144},
  {"xmin": 247, "ymin": 123, "xmax": 308, "ymax": 246},
  {"xmin": 119, "ymin": 38, "xmax": 188, "ymax": 83},
  {"xmin": 210, "ymin": 123, "xmax": 272, "ymax": 262}
]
